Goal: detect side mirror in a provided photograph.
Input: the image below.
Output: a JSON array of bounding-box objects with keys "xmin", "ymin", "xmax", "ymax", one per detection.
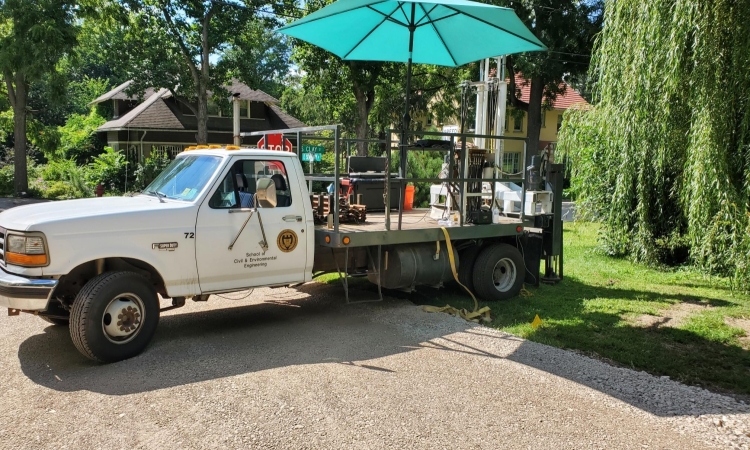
[{"xmin": 255, "ymin": 178, "xmax": 277, "ymax": 208}]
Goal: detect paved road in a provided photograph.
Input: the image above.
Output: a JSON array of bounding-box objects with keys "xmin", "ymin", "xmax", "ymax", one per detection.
[{"xmin": 1, "ymin": 284, "xmax": 748, "ymax": 449}]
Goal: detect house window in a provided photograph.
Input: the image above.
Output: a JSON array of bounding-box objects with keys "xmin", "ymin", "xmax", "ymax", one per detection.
[
  {"xmin": 502, "ymin": 152, "xmax": 521, "ymax": 174},
  {"xmin": 557, "ymin": 114, "xmax": 563, "ymax": 132},
  {"xmin": 513, "ymin": 113, "xmax": 523, "ymax": 132},
  {"xmin": 239, "ymin": 100, "xmax": 248, "ymax": 118}
]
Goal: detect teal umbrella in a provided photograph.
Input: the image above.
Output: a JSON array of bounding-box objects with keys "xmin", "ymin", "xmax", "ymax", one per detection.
[{"xmin": 278, "ymin": 0, "xmax": 546, "ymax": 130}]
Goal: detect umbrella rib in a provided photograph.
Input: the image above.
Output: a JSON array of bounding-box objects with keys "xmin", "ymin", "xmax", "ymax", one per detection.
[
  {"xmin": 441, "ymin": 5, "xmax": 545, "ymax": 49},
  {"xmin": 418, "ymin": 3, "xmax": 457, "ymax": 66},
  {"xmin": 366, "ymin": 4, "xmax": 408, "ymax": 26},
  {"xmin": 344, "ymin": 4, "xmax": 404, "ymax": 58},
  {"xmin": 415, "ymin": 5, "xmax": 438, "ymax": 26},
  {"xmin": 280, "ymin": 0, "xmax": 390, "ymax": 30},
  {"xmin": 417, "ymin": 12, "xmax": 460, "ymax": 27}
]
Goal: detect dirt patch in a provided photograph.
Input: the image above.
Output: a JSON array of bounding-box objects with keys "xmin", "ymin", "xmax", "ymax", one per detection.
[
  {"xmin": 725, "ymin": 317, "xmax": 750, "ymax": 348},
  {"xmin": 631, "ymin": 302, "xmax": 714, "ymax": 329}
]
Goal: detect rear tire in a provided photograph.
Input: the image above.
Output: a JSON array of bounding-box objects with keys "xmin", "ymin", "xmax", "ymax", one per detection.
[
  {"xmin": 70, "ymin": 271, "xmax": 160, "ymax": 363},
  {"xmin": 472, "ymin": 243, "xmax": 525, "ymax": 301}
]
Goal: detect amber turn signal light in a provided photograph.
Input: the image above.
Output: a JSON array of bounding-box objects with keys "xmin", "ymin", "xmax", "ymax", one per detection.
[{"xmin": 6, "ymin": 252, "xmax": 48, "ymax": 267}]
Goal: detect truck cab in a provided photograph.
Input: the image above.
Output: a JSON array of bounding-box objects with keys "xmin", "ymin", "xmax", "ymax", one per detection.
[{"xmin": 0, "ymin": 147, "xmax": 314, "ymax": 362}]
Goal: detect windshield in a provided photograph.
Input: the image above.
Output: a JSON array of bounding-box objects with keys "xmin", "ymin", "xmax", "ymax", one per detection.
[{"xmin": 143, "ymin": 155, "xmax": 223, "ymax": 202}]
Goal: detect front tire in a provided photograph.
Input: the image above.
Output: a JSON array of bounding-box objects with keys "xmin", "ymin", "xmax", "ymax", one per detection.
[
  {"xmin": 70, "ymin": 271, "xmax": 160, "ymax": 362},
  {"xmin": 472, "ymin": 243, "xmax": 525, "ymax": 301}
]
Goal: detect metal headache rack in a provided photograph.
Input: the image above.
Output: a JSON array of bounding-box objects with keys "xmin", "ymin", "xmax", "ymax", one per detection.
[{"xmin": 242, "ymin": 124, "xmax": 534, "ymax": 248}]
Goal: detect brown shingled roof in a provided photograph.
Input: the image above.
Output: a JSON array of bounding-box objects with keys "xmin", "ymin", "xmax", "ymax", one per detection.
[
  {"xmin": 89, "ymin": 80, "xmax": 162, "ymax": 105},
  {"xmin": 97, "ymin": 89, "xmax": 184, "ymax": 131},
  {"xmin": 224, "ymin": 79, "xmax": 279, "ymax": 103},
  {"xmin": 268, "ymin": 104, "xmax": 305, "ymax": 129}
]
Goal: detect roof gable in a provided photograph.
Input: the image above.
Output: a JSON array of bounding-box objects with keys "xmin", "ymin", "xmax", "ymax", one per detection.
[
  {"xmin": 510, "ymin": 73, "xmax": 588, "ymax": 110},
  {"xmin": 97, "ymin": 89, "xmax": 184, "ymax": 131}
]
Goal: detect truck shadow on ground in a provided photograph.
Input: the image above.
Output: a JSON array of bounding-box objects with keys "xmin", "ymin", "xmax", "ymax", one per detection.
[
  {"xmin": 17, "ymin": 282, "xmax": 750, "ymax": 417},
  {"xmin": 18, "ymin": 283, "xmax": 467, "ymax": 396}
]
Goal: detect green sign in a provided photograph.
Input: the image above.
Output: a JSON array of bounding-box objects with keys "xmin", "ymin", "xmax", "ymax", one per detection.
[
  {"xmin": 301, "ymin": 145, "xmax": 325, "ymax": 154},
  {"xmin": 301, "ymin": 153, "xmax": 322, "ymax": 162}
]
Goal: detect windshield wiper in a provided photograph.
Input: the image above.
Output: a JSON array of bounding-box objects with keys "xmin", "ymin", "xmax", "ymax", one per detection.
[{"xmin": 144, "ymin": 190, "xmax": 166, "ymax": 203}]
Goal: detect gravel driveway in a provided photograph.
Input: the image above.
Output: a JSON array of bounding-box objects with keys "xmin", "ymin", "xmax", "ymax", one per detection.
[{"xmin": 1, "ymin": 283, "xmax": 749, "ymax": 449}]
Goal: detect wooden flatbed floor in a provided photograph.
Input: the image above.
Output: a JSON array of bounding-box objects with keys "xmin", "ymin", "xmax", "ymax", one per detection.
[{"xmin": 314, "ymin": 209, "xmax": 525, "ymax": 248}]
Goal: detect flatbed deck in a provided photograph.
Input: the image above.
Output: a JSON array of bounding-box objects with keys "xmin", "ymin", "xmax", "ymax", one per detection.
[{"xmin": 314, "ymin": 209, "xmax": 525, "ymax": 248}]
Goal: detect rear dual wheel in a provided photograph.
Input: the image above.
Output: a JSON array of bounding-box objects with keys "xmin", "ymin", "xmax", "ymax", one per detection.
[
  {"xmin": 472, "ymin": 243, "xmax": 525, "ymax": 301},
  {"xmin": 70, "ymin": 271, "xmax": 160, "ymax": 363}
]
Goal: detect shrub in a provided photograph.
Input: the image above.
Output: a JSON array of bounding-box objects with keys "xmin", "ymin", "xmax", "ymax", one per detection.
[
  {"xmin": 57, "ymin": 110, "xmax": 106, "ymax": 163},
  {"xmin": 134, "ymin": 152, "xmax": 171, "ymax": 191},
  {"xmin": 89, "ymin": 146, "xmax": 130, "ymax": 193}
]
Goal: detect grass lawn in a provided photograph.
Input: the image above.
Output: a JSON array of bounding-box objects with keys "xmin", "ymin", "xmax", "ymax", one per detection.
[{"xmin": 329, "ymin": 222, "xmax": 750, "ymax": 397}]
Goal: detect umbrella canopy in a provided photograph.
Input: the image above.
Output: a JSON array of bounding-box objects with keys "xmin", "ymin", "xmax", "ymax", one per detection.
[{"xmin": 278, "ymin": 0, "xmax": 546, "ymax": 67}]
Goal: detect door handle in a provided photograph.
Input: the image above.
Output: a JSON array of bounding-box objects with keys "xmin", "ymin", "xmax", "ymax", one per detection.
[{"xmin": 283, "ymin": 215, "xmax": 303, "ymax": 222}]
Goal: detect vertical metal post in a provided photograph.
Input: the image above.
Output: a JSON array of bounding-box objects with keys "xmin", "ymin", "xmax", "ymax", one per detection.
[
  {"xmin": 385, "ymin": 133, "xmax": 391, "ymax": 231},
  {"xmin": 520, "ymin": 140, "xmax": 527, "ymax": 221},
  {"xmin": 459, "ymin": 134, "xmax": 466, "ymax": 226},
  {"xmin": 333, "ymin": 125, "xmax": 340, "ymax": 232},
  {"xmin": 233, "ymin": 97, "xmax": 241, "ymax": 146}
]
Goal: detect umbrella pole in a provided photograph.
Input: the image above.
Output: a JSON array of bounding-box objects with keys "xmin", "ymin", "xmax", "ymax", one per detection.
[{"xmin": 399, "ymin": 9, "xmax": 416, "ymax": 230}]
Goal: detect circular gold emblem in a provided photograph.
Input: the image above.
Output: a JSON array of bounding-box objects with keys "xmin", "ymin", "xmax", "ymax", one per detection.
[{"xmin": 277, "ymin": 229, "xmax": 298, "ymax": 252}]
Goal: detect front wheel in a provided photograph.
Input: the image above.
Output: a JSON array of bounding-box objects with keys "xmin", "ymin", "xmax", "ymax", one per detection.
[
  {"xmin": 70, "ymin": 272, "xmax": 160, "ymax": 362},
  {"xmin": 472, "ymin": 243, "xmax": 525, "ymax": 301}
]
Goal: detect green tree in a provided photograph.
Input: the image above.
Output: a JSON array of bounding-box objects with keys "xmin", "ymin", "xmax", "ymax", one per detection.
[
  {"xmin": 496, "ymin": 0, "xmax": 603, "ymax": 166},
  {"xmin": 0, "ymin": 0, "xmax": 81, "ymax": 195},
  {"xmin": 557, "ymin": 0, "xmax": 750, "ymax": 289},
  {"xmin": 220, "ymin": 18, "xmax": 291, "ymax": 99},
  {"xmin": 114, "ymin": 0, "xmax": 251, "ymax": 145}
]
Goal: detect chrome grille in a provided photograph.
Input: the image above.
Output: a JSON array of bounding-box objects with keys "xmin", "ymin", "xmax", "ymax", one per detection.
[{"xmin": 0, "ymin": 227, "xmax": 6, "ymax": 264}]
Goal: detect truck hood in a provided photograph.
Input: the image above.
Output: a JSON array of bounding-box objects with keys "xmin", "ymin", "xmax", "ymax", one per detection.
[{"xmin": 0, "ymin": 196, "xmax": 192, "ymax": 231}]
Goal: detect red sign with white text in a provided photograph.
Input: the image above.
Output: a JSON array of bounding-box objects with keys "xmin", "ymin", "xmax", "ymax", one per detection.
[{"xmin": 257, "ymin": 134, "xmax": 293, "ymax": 152}]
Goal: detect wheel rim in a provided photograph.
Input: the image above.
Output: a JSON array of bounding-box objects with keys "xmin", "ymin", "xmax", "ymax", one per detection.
[
  {"xmin": 492, "ymin": 257, "xmax": 517, "ymax": 292},
  {"xmin": 102, "ymin": 294, "xmax": 145, "ymax": 344}
]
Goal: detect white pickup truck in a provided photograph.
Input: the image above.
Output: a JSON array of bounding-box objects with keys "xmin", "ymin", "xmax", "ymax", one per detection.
[{"xmin": 0, "ymin": 138, "xmax": 551, "ymax": 363}]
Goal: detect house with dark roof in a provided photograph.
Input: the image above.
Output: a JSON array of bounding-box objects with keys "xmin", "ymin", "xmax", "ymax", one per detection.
[
  {"xmin": 498, "ymin": 73, "xmax": 589, "ymax": 173},
  {"xmin": 90, "ymin": 80, "xmax": 305, "ymax": 162},
  {"xmin": 417, "ymin": 73, "xmax": 589, "ymax": 174}
]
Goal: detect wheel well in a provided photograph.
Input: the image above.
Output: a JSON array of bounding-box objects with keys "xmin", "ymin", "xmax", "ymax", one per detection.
[{"xmin": 53, "ymin": 258, "xmax": 167, "ymax": 306}]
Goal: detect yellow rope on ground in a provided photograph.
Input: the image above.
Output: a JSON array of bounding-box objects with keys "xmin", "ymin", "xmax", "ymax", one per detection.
[
  {"xmin": 421, "ymin": 227, "xmax": 492, "ymax": 323},
  {"xmin": 519, "ymin": 285, "xmax": 533, "ymax": 297}
]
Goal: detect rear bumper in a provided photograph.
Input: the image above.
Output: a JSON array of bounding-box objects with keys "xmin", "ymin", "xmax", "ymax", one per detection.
[{"xmin": 0, "ymin": 268, "xmax": 57, "ymax": 311}]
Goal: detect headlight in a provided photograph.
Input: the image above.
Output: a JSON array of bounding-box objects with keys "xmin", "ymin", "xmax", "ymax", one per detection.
[{"xmin": 5, "ymin": 233, "xmax": 49, "ymax": 267}]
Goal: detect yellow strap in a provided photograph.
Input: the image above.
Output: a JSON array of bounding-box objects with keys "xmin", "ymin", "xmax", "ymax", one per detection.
[{"xmin": 421, "ymin": 227, "xmax": 491, "ymax": 323}]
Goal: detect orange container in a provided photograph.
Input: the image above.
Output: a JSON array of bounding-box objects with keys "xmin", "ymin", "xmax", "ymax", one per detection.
[{"xmin": 404, "ymin": 185, "xmax": 415, "ymax": 210}]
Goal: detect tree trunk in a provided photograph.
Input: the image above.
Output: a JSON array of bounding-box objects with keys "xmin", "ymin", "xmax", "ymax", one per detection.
[
  {"xmin": 13, "ymin": 73, "xmax": 28, "ymax": 196},
  {"xmin": 352, "ymin": 86, "xmax": 376, "ymax": 156},
  {"xmin": 525, "ymin": 76, "xmax": 545, "ymax": 168},
  {"xmin": 196, "ymin": 85, "xmax": 209, "ymax": 145},
  {"xmin": 195, "ymin": 8, "xmax": 214, "ymax": 146}
]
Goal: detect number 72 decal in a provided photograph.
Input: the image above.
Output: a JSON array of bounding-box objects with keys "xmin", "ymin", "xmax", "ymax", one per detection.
[{"xmin": 184, "ymin": 232, "xmax": 195, "ymax": 239}]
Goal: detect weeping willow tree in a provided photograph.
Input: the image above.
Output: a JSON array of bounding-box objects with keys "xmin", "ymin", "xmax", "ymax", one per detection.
[{"xmin": 557, "ymin": 0, "xmax": 750, "ymax": 288}]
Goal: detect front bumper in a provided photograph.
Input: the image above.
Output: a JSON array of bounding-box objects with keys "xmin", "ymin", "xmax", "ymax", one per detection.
[{"xmin": 0, "ymin": 268, "xmax": 57, "ymax": 311}]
